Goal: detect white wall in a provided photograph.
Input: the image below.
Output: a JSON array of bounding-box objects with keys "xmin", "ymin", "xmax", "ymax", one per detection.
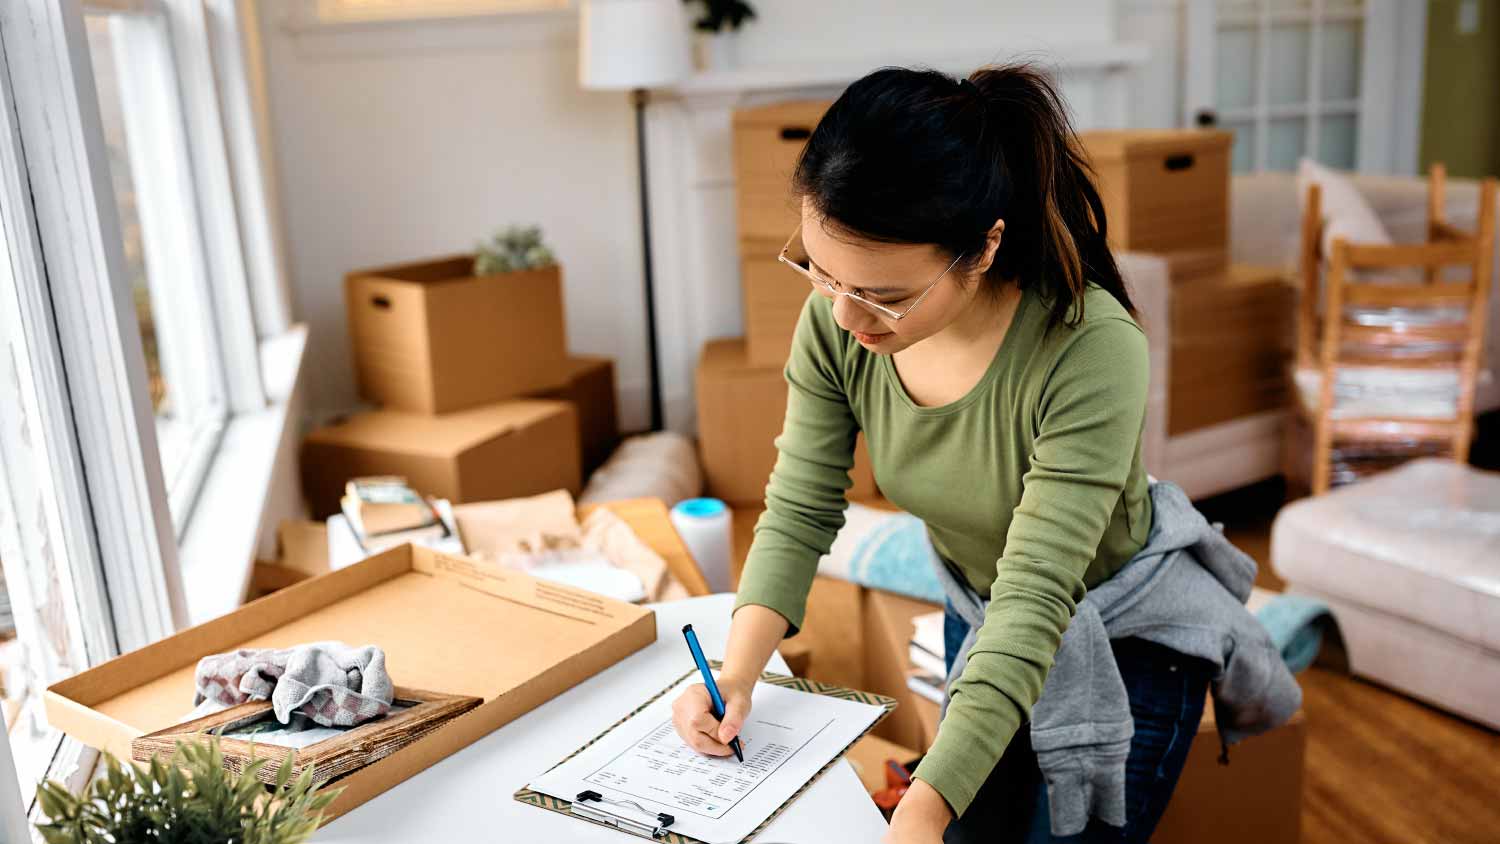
[
  {"xmin": 723, "ymin": 0, "xmax": 1114, "ymax": 65},
  {"xmin": 260, "ymin": 12, "xmax": 648, "ymax": 426},
  {"xmin": 260, "ymin": 1, "xmax": 1166, "ymax": 429}
]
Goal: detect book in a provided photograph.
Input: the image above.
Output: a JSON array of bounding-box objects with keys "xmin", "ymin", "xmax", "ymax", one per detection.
[
  {"xmin": 343, "ymin": 476, "xmax": 441, "ymax": 538},
  {"xmin": 910, "ymin": 611, "xmax": 945, "ymax": 659},
  {"xmin": 905, "ymin": 668, "xmax": 945, "ymax": 706},
  {"xmin": 908, "ymin": 644, "xmax": 947, "ymax": 681}
]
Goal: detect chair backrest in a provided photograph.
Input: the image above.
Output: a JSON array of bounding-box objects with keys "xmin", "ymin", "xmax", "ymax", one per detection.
[{"xmin": 1295, "ymin": 165, "xmax": 1497, "ymax": 492}]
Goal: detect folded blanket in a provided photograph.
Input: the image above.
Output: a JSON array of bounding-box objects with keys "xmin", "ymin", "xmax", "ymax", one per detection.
[
  {"xmin": 1248, "ymin": 588, "xmax": 1338, "ymax": 674},
  {"xmin": 194, "ymin": 641, "xmax": 394, "ymax": 727}
]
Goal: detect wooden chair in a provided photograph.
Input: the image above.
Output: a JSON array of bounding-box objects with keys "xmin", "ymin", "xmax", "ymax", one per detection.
[{"xmin": 1287, "ymin": 164, "xmax": 1497, "ymax": 495}]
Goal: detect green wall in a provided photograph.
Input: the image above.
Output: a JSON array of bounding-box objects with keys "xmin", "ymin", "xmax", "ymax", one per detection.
[{"xmin": 1421, "ymin": 0, "xmax": 1500, "ymax": 179}]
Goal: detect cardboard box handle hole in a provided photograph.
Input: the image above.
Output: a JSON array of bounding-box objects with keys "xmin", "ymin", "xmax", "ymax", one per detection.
[
  {"xmin": 779, "ymin": 126, "xmax": 812, "ymax": 141},
  {"xmin": 1164, "ymin": 153, "xmax": 1195, "ymax": 171},
  {"xmin": 371, "ymin": 295, "xmax": 392, "ymax": 310}
]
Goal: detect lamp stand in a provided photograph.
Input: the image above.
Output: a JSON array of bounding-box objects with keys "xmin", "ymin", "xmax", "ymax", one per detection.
[{"xmin": 632, "ymin": 87, "xmax": 664, "ymax": 432}]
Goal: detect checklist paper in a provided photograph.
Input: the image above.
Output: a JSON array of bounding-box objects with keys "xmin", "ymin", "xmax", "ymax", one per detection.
[{"xmin": 528, "ymin": 672, "xmax": 885, "ymax": 843}]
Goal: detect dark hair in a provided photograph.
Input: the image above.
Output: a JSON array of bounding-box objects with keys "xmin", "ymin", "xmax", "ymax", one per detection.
[{"xmin": 791, "ymin": 63, "xmax": 1134, "ymax": 327}]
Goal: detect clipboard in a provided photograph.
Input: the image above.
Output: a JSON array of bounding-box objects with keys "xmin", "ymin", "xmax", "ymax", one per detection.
[{"xmin": 515, "ymin": 661, "xmax": 897, "ymax": 844}]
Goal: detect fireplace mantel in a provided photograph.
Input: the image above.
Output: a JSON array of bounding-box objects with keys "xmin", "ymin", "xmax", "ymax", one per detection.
[{"xmin": 642, "ymin": 45, "xmax": 1150, "ymax": 431}]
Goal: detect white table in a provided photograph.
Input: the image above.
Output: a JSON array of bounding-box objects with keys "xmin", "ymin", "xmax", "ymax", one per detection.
[{"xmin": 315, "ymin": 594, "xmax": 890, "ymax": 843}]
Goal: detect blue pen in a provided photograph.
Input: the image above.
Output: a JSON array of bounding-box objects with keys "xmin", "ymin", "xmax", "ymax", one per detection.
[{"xmin": 682, "ymin": 624, "xmax": 744, "ymax": 763}]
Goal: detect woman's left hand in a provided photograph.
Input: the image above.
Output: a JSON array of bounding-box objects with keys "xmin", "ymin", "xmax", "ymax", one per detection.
[{"xmin": 883, "ymin": 778, "xmax": 952, "ymax": 844}]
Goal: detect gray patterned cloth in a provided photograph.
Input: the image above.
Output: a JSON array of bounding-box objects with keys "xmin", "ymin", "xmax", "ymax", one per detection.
[{"xmin": 193, "ymin": 641, "xmax": 394, "ymax": 727}]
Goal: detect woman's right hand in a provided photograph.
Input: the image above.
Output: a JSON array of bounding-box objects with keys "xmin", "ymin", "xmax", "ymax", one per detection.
[{"xmin": 670, "ymin": 675, "xmax": 753, "ymax": 757}]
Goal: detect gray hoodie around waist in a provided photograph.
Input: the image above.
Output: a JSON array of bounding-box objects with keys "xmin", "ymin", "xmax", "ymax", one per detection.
[{"xmin": 937, "ymin": 481, "xmax": 1302, "ymax": 837}]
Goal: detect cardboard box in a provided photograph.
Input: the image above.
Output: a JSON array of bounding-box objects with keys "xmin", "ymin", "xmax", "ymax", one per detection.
[
  {"xmin": 1080, "ymin": 130, "xmax": 1233, "ymax": 254},
  {"xmin": 732, "ymin": 100, "xmax": 831, "ymax": 247},
  {"xmin": 1168, "ymin": 263, "xmax": 1296, "ymax": 435},
  {"xmin": 531, "ymin": 355, "xmax": 619, "ymax": 478},
  {"xmin": 346, "ymin": 256, "xmax": 569, "ymax": 414},
  {"xmin": 1155, "ymin": 702, "xmax": 1306, "ymax": 844},
  {"xmin": 696, "ymin": 338, "xmax": 876, "ymax": 506},
  {"xmin": 742, "ymin": 257, "xmax": 812, "ymax": 367},
  {"xmin": 861, "ymin": 588, "xmax": 943, "ymax": 752},
  {"xmin": 44, "ymin": 545, "xmax": 656, "ymax": 824},
  {"xmin": 301, "ymin": 400, "xmax": 580, "ymax": 519}
]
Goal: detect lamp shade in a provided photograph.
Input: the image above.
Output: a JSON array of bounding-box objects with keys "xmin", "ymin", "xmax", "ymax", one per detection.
[{"xmin": 578, "ymin": 0, "xmax": 693, "ymax": 90}]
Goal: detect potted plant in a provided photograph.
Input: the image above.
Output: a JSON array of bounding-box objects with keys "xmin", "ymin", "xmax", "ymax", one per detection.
[
  {"xmin": 683, "ymin": 0, "xmax": 756, "ymax": 71},
  {"xmin": 34, "ymin": 738, "xmax": 339, "ymax": 844},
  {"xmin": 473, "ymin": 225, "xmax": 556, "ymax": 276}
]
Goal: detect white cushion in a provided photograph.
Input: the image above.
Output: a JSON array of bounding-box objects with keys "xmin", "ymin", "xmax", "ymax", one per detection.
[
  {"xmin": 1297, "ymin": 158, "xmax": 1393, "ymax": 257},
  {"xmin": 1270, "ymin": 459, "xmax": 1500, "ymax": 652}
]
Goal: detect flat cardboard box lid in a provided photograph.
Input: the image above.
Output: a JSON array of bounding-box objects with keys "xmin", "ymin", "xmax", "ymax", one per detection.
[
  {"xmin": 46, "ymin": 545, "xmax": 655, "ymax": 760},
  {"xmin": 303, "ymin": 400, "xmax": 571, "ymax": 459},
  {"xmin": 1082, "ymin": 129, "xmax": 1233, "ymax": 162}
]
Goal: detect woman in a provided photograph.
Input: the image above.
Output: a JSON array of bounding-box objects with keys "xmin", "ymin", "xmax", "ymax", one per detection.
[{"xmin": 670, "ymin": 65, "xmax": 1290, "ymax": 843}]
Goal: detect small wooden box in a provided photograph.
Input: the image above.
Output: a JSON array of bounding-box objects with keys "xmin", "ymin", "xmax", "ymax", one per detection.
[
  {"xmin": 1080, "ymin": 130, "xmax": 1234, "ymax": 255},
  {"xmin": 732, "ymin": 100, "xmax": 831, "ymax": 248},
  {"xmin": 741, "ymin": 256, "xmax": 812, "ymax": 367}
]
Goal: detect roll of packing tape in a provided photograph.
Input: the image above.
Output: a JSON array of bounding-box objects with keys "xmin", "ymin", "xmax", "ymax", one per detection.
[{"xmin": 670, "ymin": 498, "xmax": 733, "ymax": 594}]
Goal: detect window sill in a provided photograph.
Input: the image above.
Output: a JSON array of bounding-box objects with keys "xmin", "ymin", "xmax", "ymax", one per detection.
[{"xmin": 177, "ymin": 324, "xmax": 308, "ymax": 627}]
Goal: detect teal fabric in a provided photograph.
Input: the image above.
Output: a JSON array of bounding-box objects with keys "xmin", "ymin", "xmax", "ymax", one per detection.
[
  {"xmin": 1254, "ymin": 593, "xmax": 1336, "ymax": 674},
  {"xmin": 837, "ymin": 511, "xmax": 946, "ymax": 603}
]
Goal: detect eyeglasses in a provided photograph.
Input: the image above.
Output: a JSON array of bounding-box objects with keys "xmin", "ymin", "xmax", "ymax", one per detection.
[{"xmin": 778, "ymin": 224, "xmax": 963, "ymax": 321}]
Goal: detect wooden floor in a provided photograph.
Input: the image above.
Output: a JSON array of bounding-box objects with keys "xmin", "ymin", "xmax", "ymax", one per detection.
[
  {"xmin": 1195, "ymin": 472, "xmax": 1500, "ymax": 844},
  {"xmin": 729, "ymin": 416, "xmax": 1500, "ymax": 843}
]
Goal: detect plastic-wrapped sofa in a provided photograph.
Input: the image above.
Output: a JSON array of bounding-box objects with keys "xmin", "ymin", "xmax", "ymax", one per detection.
[{"xmin": 1270, "ymin": 458, "xmax": 1500, "ymax": 728}]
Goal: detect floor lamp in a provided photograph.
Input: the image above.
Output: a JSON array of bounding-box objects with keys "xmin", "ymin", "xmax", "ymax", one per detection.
[{"xmin": 579, "ymin": 0, "xmax": 692, "ymax": 432}]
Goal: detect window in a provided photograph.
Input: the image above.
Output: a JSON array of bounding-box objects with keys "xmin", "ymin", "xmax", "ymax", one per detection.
[
  {"xmin": 1218, "ymin": 0, "xmax": 1366, "ymax": 172},
  {"xmin": 84, "ymin": 11, "xmax": 228, "ymax": 532},
  {"xmin": 1185, "ymin": 0, "xmax": 1424, "ymax": 175},
  {"xmin": 0, "ymin": 0, "xmax": 295, "ymax": 817}
]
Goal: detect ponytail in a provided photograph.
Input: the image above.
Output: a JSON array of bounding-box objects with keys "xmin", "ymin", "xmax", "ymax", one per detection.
[{"xmin": 792, "ymin": 63, "xmax": 1134, "ymax": 327}]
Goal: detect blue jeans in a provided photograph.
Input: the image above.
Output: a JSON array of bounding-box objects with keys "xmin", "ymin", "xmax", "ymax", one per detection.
[{"xmin": 941, "ymin": 602, "xmax": 1211, "ymax": 844}]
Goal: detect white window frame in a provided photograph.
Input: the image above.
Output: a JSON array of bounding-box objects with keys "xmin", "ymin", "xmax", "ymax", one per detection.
[
  {"xmin": 87, "ymin": 7, "xmax": 232, "ymax": 530},
  {"xmin": 205, "ymin": 0, "xmax": 294, "ymax": 339},
  {"xmin": 2, "ymin": 0, "xmax": 187, "ymax": 652},
  {"xmin": 154, "ymin": 0, "xmax": 266, "ymax": 414},
  {"xmin": 87, "ymin": 0, "xmax": 275, "ymax": 530},
  {"xmin": 0, "ymin": 0, "xmax": 306, "ymax": 818},
  {"xmin": 1184, "ymin": 0, "xmax": 1427, "ymax": 175}
]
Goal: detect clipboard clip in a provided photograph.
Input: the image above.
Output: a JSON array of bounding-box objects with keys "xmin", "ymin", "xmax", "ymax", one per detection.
[{"xmin": 571, "ymin": 790, "xmax": 677, "ymax": 840}]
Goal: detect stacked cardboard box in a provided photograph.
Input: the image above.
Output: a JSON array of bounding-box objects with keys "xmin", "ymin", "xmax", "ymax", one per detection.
[
  {"xmin": 697, "ymin": 100, "xmax": 880, "ymax": 505},
  {"xmin": 301, "ymin": 256, "xmax": 619, "ymax": 518},
  {"xmin": 1167, "ymin": 262, "xmax": 1296, "ymax": 435},
  {"xmin": 1080, "ymin": 129, "xmax": 1297, "ymax": 436},
  {"xmin": 733, "ymin": 100, "xmax": 833, "ymax": 366},
  {"xmin": 697, "ymin": 338, "xmax": 876, "ymax": 506}
]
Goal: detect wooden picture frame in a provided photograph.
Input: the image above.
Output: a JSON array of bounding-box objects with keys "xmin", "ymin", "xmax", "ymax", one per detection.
[{"xmin": 131, "ymin": 687, "xmax": 483, "ymax": 786}]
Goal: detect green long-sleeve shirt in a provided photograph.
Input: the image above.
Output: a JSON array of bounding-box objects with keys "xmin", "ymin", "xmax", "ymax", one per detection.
[{"xmin": 733, "ymin": 284, "xmax": 1153, "ymax": 817}]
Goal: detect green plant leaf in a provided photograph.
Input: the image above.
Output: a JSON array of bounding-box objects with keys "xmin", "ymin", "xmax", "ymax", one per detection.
[{"xmin": 34, "ymin": 736, "xmax": 338, "ymax": 844}]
